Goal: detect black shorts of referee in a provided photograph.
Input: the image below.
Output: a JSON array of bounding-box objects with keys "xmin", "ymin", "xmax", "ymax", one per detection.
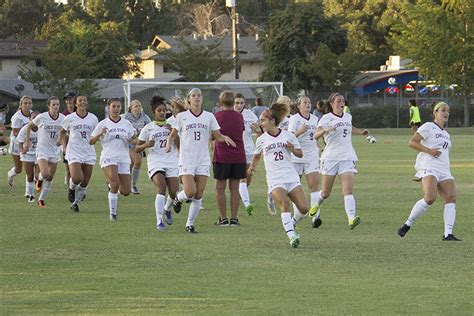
[{"xmin": 213, "ymin": 162, "xmax": 247, "ymax": 180}]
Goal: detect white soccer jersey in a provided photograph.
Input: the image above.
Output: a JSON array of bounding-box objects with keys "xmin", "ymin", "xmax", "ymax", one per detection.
[
  {"xmin": 10, "ymin": 111, "xmax": 30, "ymax": 130},
  {"xmin": 279, "ymin": 115, "xmax": 290, "ymax": 131},
  {"xmin": 17, "ymin": 125, "xmax": 37, "ymax": 156},
  {"xmin": 318, "ymin": 112, "xmax": 357, "ymax": 161},
  {"xmin": 62, "ymin": 112, "xmax": 98, "ymax": 161},
  {"xmin": 33, "ymin": 112, "xmax": 65, "ymax": 157},
  {"xmin": 139, "ymin": 122, "xmax": 178, "ymax": 170},
  {"xmin": 166, "ymin": 115, "xmax": 177, "ymax": 127},
  {"xmin": 255, "ymin": 129, "xmax": 301, "ymax": 186},
  {"xmin": 172, "ymin": 110, "xmax": 220, "ymax": 167},
  {"xmin": 91, "ymin": 117, "xmax": 136, "ymax": 164},
  {"xmin": 415, "ymin": 122, "xmax": 451, "ymax": 171},
  {"xmin": 288, "ymin": 113, "xmax": 319, "ymax": 163},
  {"xmin": 240, "ymin": 108, "xmax": 258, "ymax": 156}
]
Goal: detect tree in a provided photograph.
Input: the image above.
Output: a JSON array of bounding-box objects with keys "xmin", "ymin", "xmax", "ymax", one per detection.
[
  {"xmin": 259, "ymin": 2, "xmax": 348, "ymax": 95},
  {"xmin": 390, "ymin": 0, "xmax": 473, "ymax": 126},
  {"xmin": 159, "ymin": 37, "xmax": 233, "ymax": 81}
]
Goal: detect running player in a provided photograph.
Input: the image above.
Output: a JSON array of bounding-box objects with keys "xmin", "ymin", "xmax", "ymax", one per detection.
[
  {"xmin": 25, "ymin": 96, "xmax": 65, "ymax": 208},
  {"xmin": 7, "ymin": 96, "xmax": 32, "ymax": 186},
  {"xmin": 398, "ymin": 102, "xmax": 461, "ymax": 241},
  {"xmin": 121, "ymin": 99, "xmax": 151, "ymax": 194},
  {"xmin": 310, "ymin": 93, "xmax": 371, "ymax": 229},
  {"xmin": 90, "ymin": 98, "xmax": 136, "ymax": 221},
  {"xmin": 135, "ymin": 95, "xmax": 179, "ymax": 230},
  {"xmin": 17, "ymin": 112, "xmax": 39, "ymax": 202},
  {"xmin": 61, "ymin": 91, "xmax": 76, "ymax": 187},
  {"xmin": 233, "ymin": 93, "xmax": 259, "ymax": 215},
  {"xmin": 248, "ymin": 102, "xmax": 309, "ymax": 248},
  {"xmin": 59, "ymin": 94, "xmax": 98, "ymax": 212},
  {"xmin": 288, "ymin": 96, "xmax": 322, "ymax": 228},
  {"xmin": 165, "ymin": 88, "xmax": 236, "ymax": 234}
]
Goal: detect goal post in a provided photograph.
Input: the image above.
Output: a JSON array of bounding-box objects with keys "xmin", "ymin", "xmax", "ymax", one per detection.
[{"xmin": 123, "ymin": 80, "xmax": 283, "ymax": 114}]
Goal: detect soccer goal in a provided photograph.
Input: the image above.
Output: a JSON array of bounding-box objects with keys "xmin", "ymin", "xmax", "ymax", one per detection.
[{"xmin": 123, "ymin": 80, "xmax": 283, "ymax": 113}]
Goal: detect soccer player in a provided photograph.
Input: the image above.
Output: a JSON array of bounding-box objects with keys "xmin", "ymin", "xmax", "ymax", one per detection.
[
  {"xmin": 61, "ymin": 91, "xmax": 76, "ymax": 187},
  {"xmin": 398, "ymin": 102, "xmax": 461, "ymax": 241},
  {"xmin": 59, "ymin": 94, "xmax": 98, "ymax": 212},
  {"xmin": 7, "ymin": 96, "xmax": 32, "ymax": 186},
  {"xmin": 25, "ymin": 96, "xmax": 65, "ymax": 208},
  {"xmin": 310, "ymin": 92, "xmax": 371, "ymax": 229},
  {"xmin": 135, "ymin": 96, "xmax": 179, "ymax": 230},
  {"xmin": 17, "ymin": 112, "xmax": 39, "ymax": 202},
  {"xmin": 233, "ymin": 93, "xmax": 259, "ymax": 215},
  {"xmin": 90, "ymin": 98, "xmax": 136, "ymax": 221},
  {"xmin": 409, "ymin": 99, "xmax": 421, "ymax": 134},
  {"xmin": 288, "ymin": 96, "xmax": 322, "ymax": 228},
  {"xmin": 165, "ymin": 88, "xmax": 235, "ymax": 234},
  {"xmin": 248, "ymin": 102, "xmax": 309, "ymax": 248},
  {"xmin": 213, "ymin": 91, "xmax": 246, "ymax": 226},
  {"xmin": 121, "ymin": 99, "xmax": 151, "ymax": 194}
]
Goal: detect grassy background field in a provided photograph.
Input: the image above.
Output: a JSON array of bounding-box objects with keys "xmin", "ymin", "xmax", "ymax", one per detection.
[{"xmin": 1, "ymin": 128, "xmax": 473, "ymax": 315}]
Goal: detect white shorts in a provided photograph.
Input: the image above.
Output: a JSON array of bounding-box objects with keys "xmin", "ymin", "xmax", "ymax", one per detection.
[
  {"xmin": 100, "ymin": 159, "xmax": 130, "ymax": 175},
  {"xmin": 8, "ymin": 141, "xmax": 20, "ymax": 155},
  {"xmin": 179, "ymin": 165, "xmax": 210, "ymax": 177},
  {"xmin": 320, "ymin": 160, "xmax": 357, "ymax": 176},
  {"xmin": 245, "ymin": 154, "xmax": 254, "ymax": 164},
  {"xmin": 36, "ymin": 152, "xmax": 61, "ymax": 163},
  {"xmin": 293, "ymin": 161, "xmax": 320, "ymax": 176},
  {"xmin": 415, "ymin": 168, "xmax": 454, "ymax": 182},
  {"xmin": 268, "ymin": 181, "xmax": 301, "ymax": 194},
  {"xmin": 20, "ymin": 153, "xmax": 36, "ymax": 163},
  {"xmin": 67, "ymin": 156, "xmax": 96, "ymax": 165},
  {"xmin": 148, "ymin": 167, "xmax": 179, "ymax": 179}
]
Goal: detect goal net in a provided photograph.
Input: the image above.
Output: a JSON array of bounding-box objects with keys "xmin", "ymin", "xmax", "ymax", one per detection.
[{"xmin": 123, "ymin": 80, "xmax": 283, "ymax": 114}]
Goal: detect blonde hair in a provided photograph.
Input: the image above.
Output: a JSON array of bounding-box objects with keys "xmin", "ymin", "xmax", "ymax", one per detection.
[
  {"xmin": 219, "ymin": 90, "xmax": 234, "ymax": 108},
  {"xmin": 128, "ymin": 99, "xmax": 142, "ymax": 112},
  {"xmin": 18, "ymin": 95, "xmax": 32, "ymax": 111},
  {"xmin": 169, "ymin": 98, "xmax": 187, "ymax": 115},
  {"xmin": 277, "ymin": 95, "xmax": 297, "ymax": 114}
]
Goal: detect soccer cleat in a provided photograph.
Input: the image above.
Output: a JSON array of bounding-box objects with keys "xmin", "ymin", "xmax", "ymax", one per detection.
[
  {"xmin": 215, "ymin": 217, "xmax": 229, "ymax": 226},
  {"xmin": 37, "ymin": 200, "xmax": 46, "ymax": 208},
  {"xmin": 398, "ymin": 224, "xmax": 411, "ymax": 237},
  {"xmin": 35, "ymin": 179, "xmax": 43, "ymax": 192},
  {"xmin": 267, "ymin": 195, "xmax": 276, "ymax": 216},
  {"xmin": 185, "ymin": 225, "xmax": 197, "ymax": 234},
  {"xmin": 71, "ymin": 203, "xmax": 79, "ymax": 213},
  {"xmin": 290, "ymin": 235, "xmax": 300, "ymax": 248},
  {"xmin": 308, "ymin": 203, "xmax": 320, "ymax": 217},
  {"xmin": 312, "ymin": 217, "xmax": 322, "ymax": 228},
  {"xmin": 27, "ymin": 195, "xmax": 35, "ymax": 203},
  {"xmin": 156, "ymin": 221, "xmax": 166, "ymax": 231},
  {"xmin": 442, "ymin": 234, "xmax": 461, "ymax": 241},
  {"xmin": 109, "ymin": 214, "xmax": 117, "ymax": 221},
  {"xmin": 411, "ymin": 176, "xmax": 422, "ymax": 182},
  {"xmin": 348, "ymin": 216, "xmax": 361, "ymax": 230},
  {"xmin": 173, "ymin": 197, "xmax": 182, "ymax": 213},
  {"xmin": 68, "ymin": 188, "xmax": 75, "ymax": 203},
  {"xmin": 230, "ymin": 218, "xmax": 240, "ymax": 227},
  {"xmin": 245, "ymin": 204, "xmax": 254, "ymax": 216},
  {"xmin": 7, "ymin": 171, "xmax": 14, "ymax": 187},
  {"xmin": 131, "ymin": 186, "xmax": 140, "ymax": 194},
  {"xmin": 165, "ymin": 210, "xmax": 173, "ymax": 225}
]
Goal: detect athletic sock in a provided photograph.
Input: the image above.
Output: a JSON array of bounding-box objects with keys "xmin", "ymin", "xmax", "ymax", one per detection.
[
  {"xmin": 8, "ymin": 167, "xmax": 17, "ymax": 177},
  {"xmin": 27, "ymin": 181, "xmax": 35, "ymax": 197},
  {"xmin": 131, "ymin": 168, "xmax": 140, "ymax": 186},
  {"xmin": 69, "ymin": 178, "xmax": 79, "ymax": 191},
  {"xmin": 281, "ymin": 212, "xmax": 295, "ymax": 239},
  {"xmin": 186, "ymin": 198, "xmax": 202, "ymax": 227},
  {"xmin": 74, "ymin": 186, "xmax": 87, "ymax": 204},
  {"xmin": 24, "ymin": 177, "xmax": 29, "ymax": 196},
  {"xmin": 292, "ymin": 207, "xmax": 307, "ymax": 226},
  {"xmin": 38, "ymin": 180, "xmax": 52, "ymax": 201},
  {"xmin": 164, "ymin": 195, "xmax": 174, "ymax": 211},
  {"xmin": 406, "ymin": 199, "xmax": 430, "ymax": 226},
  {"xmin": 310, "ymin": 191, "xmax": 321, "ymax": 206},
  {"xmin": 108, "ymin": 192, "xmax": 118, "ymax": 215},
  {"xmin": 155, "ymin": 194, "xmax": 166, "ymax": 224},
  {"xmin": 239, "ymin": 182, "xmax": 250, "ymax": 207},
  {"xmin": 344, "ymin": 194, "xmax": 356, "ymax": 220},
  {"xmin": 177, "ymin": 190, "xmax": 191, "ymax": 203},
  {"xmin": 443, "ymin": 203, "xmax": 456, "ymax": 237}
]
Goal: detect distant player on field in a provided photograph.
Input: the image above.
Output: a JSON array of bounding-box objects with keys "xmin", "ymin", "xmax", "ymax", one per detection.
[
  {"xmin": 17, "ymin": 112, "xmax": 39, "ymax": 202},
  {"xmin": 398, "ymin": 102, "xmax": 461, "ymax": 241}
]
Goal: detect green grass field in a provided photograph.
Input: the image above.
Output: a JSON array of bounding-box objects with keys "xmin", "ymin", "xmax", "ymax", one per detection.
[{"xmin": 1, "ymin": 128, "xmax": 473, "ymax": 315}]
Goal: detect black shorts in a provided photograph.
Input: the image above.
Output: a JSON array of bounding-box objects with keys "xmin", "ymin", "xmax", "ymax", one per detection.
[
  {"xmin": 213, "ymin": 162, "xmax": 247, "ymax": 180},
  {"xmin": 410, "ymin": 122, "xmax": 421, "ymax": 127}
]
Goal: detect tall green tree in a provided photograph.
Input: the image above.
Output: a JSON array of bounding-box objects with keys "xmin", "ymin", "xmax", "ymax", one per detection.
[
  {"xmin": 259, "ymin": 2, "xmax": 349, "ymax": 95},
  {"xmin": 390, "ymin": 0, "xmax": 473, "ymax": 126},
  {"xmin": 159, "ymin": 37, "xmax": 233, "ymax": 81}
]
